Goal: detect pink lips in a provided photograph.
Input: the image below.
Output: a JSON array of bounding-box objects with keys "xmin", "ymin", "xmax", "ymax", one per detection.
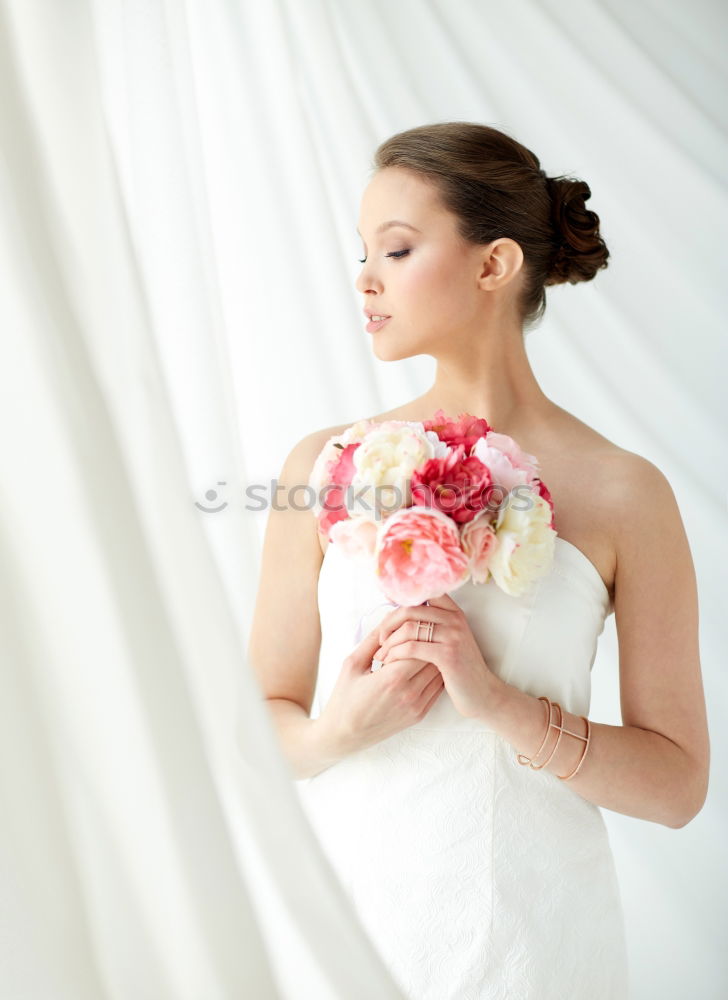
[{"xmin": 365, "ymin": 315, "xmax": 391, "ymax": 333}]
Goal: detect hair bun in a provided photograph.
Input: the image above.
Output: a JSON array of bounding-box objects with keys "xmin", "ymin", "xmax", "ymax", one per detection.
[{"xmin": 544, "ymin": 176, "xmax": 609, "ymax": 285}]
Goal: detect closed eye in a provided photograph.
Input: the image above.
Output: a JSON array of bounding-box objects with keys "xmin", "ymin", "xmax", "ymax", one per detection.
[{"xmin": 358, "ymin": 249, "xmax": 411, "ymax": 264}]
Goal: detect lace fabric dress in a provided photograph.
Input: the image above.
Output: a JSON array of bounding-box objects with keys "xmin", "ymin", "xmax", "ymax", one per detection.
[{"xmin": 296, "ymin": 536, "xmax": 630, "ymax": 1000}]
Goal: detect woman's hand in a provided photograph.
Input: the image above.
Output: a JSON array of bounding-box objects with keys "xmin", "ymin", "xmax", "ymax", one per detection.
[
  {"xmin": 373, "ymin": 593, "xmax": 501, "ymax": 722},
  {"xmin": 319, "ymin": 624, "xmax": 446, "ymax": 756}
]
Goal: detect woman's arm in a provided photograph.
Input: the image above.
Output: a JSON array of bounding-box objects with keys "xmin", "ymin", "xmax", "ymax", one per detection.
[
  {"xmin": 246, "ymin": 424, "xmax": 353, "ymax": 780},
  {"xmin": 478, "ymin": 454, "xmax": 710, "ymax": 828},
  {"xmin": 265, "ymin": 698, "xmax": 352, "ymax": 781}
]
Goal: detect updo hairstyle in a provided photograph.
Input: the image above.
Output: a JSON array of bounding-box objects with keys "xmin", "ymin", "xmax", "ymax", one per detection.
[{"xmin": 372, "ymin": 121, "xmax": 609, "ymax": 329}]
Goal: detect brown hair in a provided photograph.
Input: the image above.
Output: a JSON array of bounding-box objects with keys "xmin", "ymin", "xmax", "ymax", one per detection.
[{"xmin": 372, "ymin": 121, "xmax": 609, "ymax": 329}]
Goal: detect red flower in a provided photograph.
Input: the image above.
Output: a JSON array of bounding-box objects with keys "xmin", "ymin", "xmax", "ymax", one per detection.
[
  {"xmin": 422, "ymin": 408, "xmax": 492, "ymax": 452},
  {"xmin": 411, "ymin": 445, "xmax": 493, "ymax": 525}
]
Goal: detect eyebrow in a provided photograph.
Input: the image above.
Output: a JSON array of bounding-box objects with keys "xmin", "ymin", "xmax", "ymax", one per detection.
[{"xmin": 356, "ymin": 220, "xmax": 422, "ymax": 237}]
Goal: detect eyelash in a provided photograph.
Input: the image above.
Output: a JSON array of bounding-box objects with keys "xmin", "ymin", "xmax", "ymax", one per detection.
[{"xmin": 358, "ymin": 249, "xmax": 411, "ymax": 264}]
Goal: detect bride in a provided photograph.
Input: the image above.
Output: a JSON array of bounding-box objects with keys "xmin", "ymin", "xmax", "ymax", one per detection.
[{"xmin": 246, "ymin": 121, "xmax": 710, "ymax": 999}]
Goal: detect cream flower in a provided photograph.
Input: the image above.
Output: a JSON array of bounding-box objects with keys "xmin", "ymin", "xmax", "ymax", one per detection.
[
  {"xmin": 488, "ymin": 492, "xmax": 556, "ymax": 596},
  {"xmin": 349, "ymin": 423, "xmax": 436, "ymax": 522},
  {"xmin": 341, "ymin": 418, "xmax": 378, "ymax": 444},
  {"xmin": 377, "ymin": 420, "xmax": 450, "ymax": 458}
]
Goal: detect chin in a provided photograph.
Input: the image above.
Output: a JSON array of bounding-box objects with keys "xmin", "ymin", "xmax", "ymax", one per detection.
[
  {"xmin": 373, "ymin": 341, "xmax": 418, "ymax": 363},
  {"xmin": 372, "ymin": 330, "xmax": 431, "ymax": 363}
]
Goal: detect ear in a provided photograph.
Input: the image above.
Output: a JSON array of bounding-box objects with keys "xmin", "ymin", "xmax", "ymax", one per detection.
[{"xmin": 476, "ymin": 237, "xmax": 523, "ymax": 291}]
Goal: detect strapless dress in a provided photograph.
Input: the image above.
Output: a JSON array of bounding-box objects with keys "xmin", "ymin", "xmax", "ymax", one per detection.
[{"xmin": 296, "ymin": 536, "xmax": 629, "ymax": 999}]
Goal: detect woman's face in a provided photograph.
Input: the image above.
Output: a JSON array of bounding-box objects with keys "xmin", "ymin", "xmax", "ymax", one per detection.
[{"xmin": 355, "ymin": 167, "xmax": 507, "ymax": 360}]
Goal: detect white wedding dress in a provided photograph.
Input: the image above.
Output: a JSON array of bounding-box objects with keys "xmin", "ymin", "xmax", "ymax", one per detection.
[{"xmin": 296, "ymin": 536, "xmax": 630, "ymax": 1000}]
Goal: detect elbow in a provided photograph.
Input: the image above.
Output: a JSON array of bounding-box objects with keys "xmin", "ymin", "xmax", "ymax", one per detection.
[
  {"xmin": 671, "ymin": 796, "xmax": 707, "ymax": 830},
  {"xmin": 668, "ymin": 764, "xmax": 709, "ymax": 829},
  {"xmin": 670, "ymin": 806, "xmax": 703, "ymax": 830}
]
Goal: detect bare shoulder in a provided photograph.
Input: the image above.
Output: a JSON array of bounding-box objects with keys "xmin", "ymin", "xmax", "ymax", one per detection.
[
  {"xmin": 284, "ymin": 421, "xmax": 357, "ymax": 475},
  {"xmin": 575, "ymin": 424, "xmax": 695, "ymax": 606},
  {"xmin": 564, "ymin": 413, "xmax": 695, "ymax": 586},
  {"xmin": 599, "ymin": 447, "xmax": 677, "ymax": 504},
  {"xmin": 600, "ymin": 448, "xmax": 691, "ymax": 570},
  {"xmin": 572, "ymin": 419, "xmax": 683, "ymax": 537}
]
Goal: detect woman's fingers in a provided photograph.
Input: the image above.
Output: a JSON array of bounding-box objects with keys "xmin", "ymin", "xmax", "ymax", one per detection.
[
  {"xmin": 415, "ymin": 663, "xmax": 442, "ymax": 693},
  {"xmin": 375, "ymin": 619, "xmax": 447, "ymax": 664},
  {"xmin": 377, "ymin": 605, "xmax": 450, "ymax": 645},
  {"xmin": 347, "ymin": 624, "xmax": 392, "ymax": 672},
  {"xmin": 417, "ymin": 671, "xmax": 445, "ymax": 716}
]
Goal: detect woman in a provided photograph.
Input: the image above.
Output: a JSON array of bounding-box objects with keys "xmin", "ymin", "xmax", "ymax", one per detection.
[{"xmin": 247, "ymin": 122, "xmax": 710, "ymax": 999}]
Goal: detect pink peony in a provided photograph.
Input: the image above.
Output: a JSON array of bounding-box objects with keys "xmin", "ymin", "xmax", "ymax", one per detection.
[
  {"xmin": 315, "ymin": 441, "xmax": 360, "ymax": 538},
  {"xmin": 330, "ymin": 442, "xmax": 359, "ymax": 487},
  {"xmin": 422, "ymin": 408, "xmax": 492, "ymax": 451},
  {"xmin": 472, "ymin": 432, "xmax": 540, "ymax": 495},
  {"xmin": 410, "ymin": 445, "xmax": 493, "ymax": 524},
  {"xmin": 374, "ymin": 505, "xmax": 470, "ymax": 606},
  {"xmin": 317, "ymin": 484, "xmax": 350, "ymax": 538},
  {"xmin": 329, "ymin": 515, "xmax": 378, "ymax": 562},
  {"xmin": 459, "ymin": 511, "xmax": 498, "ymax": 584}
]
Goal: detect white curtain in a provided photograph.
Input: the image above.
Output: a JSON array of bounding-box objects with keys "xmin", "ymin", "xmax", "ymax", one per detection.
[{"xmin": 1, "ymin": 1, "xmax": 725, "ymax": 998}]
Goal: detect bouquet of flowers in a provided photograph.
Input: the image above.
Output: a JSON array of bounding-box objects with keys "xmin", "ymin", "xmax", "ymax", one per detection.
[{"xmin": 309, "ymin": 409, "xmax": 557, "ymax": 607}]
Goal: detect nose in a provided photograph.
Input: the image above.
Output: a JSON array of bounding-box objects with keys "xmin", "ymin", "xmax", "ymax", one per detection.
[{"xmin": 355, "ymin": 264, "xmax": 381, "ymax": 296}]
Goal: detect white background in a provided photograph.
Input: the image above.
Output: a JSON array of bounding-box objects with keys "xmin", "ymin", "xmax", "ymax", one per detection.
[{"xmin": 1, "ymin": 1, "xmax": 726, "ymax": 997}]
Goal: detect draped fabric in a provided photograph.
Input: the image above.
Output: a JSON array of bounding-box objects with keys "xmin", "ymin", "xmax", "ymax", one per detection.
[{"xmin": 1, "ymin": 1, "xmax": 724, "ymax": 997}]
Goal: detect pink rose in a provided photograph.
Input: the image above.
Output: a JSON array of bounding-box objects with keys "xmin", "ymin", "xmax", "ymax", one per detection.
[
  {"xmin": 459, "ymin": 511, "xmax": 498, "ymax": 584},
  {"xmin": 410, "ymin": 445, "xmax": 492, "ymax": 524},
  {"xmin": 329, "ymin": 515, "xmax": 378, "ymax": 562},
  {"xmin": 374, "ymin": 505, "xmax": 470, "ymax": 606},
  {"xmin": 422, "ymin": 408, "xmax": 492, "ymax": 451}
]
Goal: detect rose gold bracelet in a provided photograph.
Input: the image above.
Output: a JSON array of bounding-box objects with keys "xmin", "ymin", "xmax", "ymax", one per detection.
[
  {"xmin": 515, "ymin": 696, "xmax": 592, "ymax": 781},
  {"xmin": 515, "ymin": 697, "xmax": 551, "ymax": 767},
  {"xmin": 557, "ymin": 713, "xmax": 591, "ymax": 781}
]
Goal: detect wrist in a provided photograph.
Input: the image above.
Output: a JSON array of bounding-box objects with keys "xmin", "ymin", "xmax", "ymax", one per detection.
[
  {"xmin": 476, "ymin": 669, "xmax": 512, "ymax": 727},
  {"xmin": 313, "ymin": 710, "xmax": 356, "ymax": 765}
]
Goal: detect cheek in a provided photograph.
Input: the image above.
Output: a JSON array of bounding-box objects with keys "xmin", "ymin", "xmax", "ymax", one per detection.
[{"xmin": 403, "ymin": 254, "xmax": 472, "ymax": 320}]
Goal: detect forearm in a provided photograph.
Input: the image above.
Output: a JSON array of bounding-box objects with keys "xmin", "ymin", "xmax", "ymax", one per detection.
[
  {"xmin": 265, "ymin": 697, "xmax": 350, "ymax": 781},
  {"xmin": 481, "ymin": 675, "xmax": 699, "ymax": 828}
]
